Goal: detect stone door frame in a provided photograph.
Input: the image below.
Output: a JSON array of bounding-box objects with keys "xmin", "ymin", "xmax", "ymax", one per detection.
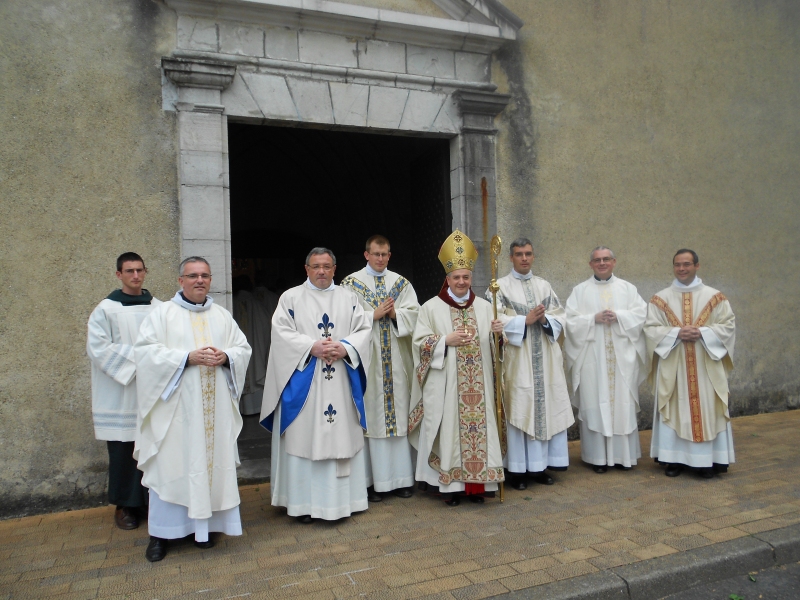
[{"xmin": 162, "ymin": 0, "xmax": 521, "ymax": 307}]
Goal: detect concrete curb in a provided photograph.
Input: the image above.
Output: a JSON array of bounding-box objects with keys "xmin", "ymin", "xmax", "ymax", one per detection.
[{"xmin": 495, "ymin": 524, "xmax": 800, "ymax": 600}]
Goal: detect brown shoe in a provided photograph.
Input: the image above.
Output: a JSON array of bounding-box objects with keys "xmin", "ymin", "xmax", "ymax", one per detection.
[{"xmin": 114, "ymin": 507, "xmax": 138, "ymax": 530}]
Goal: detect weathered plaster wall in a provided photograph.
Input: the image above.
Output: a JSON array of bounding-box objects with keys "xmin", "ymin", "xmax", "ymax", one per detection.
[
  {"xmin": 0, "ymin": 0, "xmax": 179, "ymax": 517},
  {"xmin": 493, "ymin": 1, "xmax": 800, "ymax": 425}
]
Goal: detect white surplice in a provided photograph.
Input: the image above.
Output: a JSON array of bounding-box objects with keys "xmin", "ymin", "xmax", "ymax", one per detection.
[
  {"xmin": 134, "ymin": 293, "xmax": 251, "ymax": 540},
  {"xmin": 564, "ymin": 275, "xmax": 647, "ymax": 467},
  {"xmin": 644, "ymin": 278, "xmax": 736, "ymax": 468},
  {"xmin": 409, "ymin": 293, "xmax": 503, "ymax": 494},
  {"xmin": 232, "ymin": 289, "xmax": 273, "ymax": 415},
  {"xmin": 341, "ymin": 266, "xmax": 419, "ymax": 492},
  {"xmin": 87, "ymin": 297, "xmax": 161, "ymax": 441},
  {"xmin": 261, "ymin": 281, "xmax": 372, "ymax": 519},
  {"xmin": 490, "ymin": 271, "xmax": 574, "ymax": 473}
]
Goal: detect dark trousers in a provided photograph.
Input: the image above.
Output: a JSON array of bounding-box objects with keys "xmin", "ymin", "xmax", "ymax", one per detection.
[{"xmin": 107, "ymin": 441, "xmax": 146, "ymax": 508}]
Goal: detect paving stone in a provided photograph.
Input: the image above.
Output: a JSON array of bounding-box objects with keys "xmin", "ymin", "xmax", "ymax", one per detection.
[{"xmin": 2, "ymin": 412, "xmax": 799, "ymax": 600}]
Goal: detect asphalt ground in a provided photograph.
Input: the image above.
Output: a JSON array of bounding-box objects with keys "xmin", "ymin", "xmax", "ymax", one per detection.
[{"xmin": 1, "ymin": 410, "xmax": 799, "ymax": 600}]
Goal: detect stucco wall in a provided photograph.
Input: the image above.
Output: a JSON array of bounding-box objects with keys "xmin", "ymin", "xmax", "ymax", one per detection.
[
  {"xmin": 0, "ymin": 0, "xmax": 180, "ymax": 517},
  {"xmin": 492, "ymin": 1, "xmax": 800, "ymax": 427}
]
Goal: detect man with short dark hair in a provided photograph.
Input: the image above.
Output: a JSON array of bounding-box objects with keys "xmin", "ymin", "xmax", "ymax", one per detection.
[
  {"xmin": 261, "ymin": 248, "xmax": 373, "ymax": 522},
  {"xmin": 135, "ymin": 256, "xmax": 251, "ymax": 561},
  {"xmin": 341, "ymin": 236, "xmax": 419, "ymax": 501},
  {"xmin": 645, "ymin": 249, "xmax": 735, "ymax": 478},
  {"xmin": 489, "ymin": 238, "xmax": 573, "ymax": 490},
  {"xmin": 87, "ymin": 252, "xmax": 160, "ymax": 531},
  {"xmin": 564, "ymin": 247, "xmax": 647, "ymax": 473}
]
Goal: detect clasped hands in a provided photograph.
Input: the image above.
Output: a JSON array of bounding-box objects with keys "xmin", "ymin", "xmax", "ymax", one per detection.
[
  {"xmin": 373, "ymin": 297, "xmax": 396, "ymax": 320},
  {"xmin": 677, "ymin": 326, "xmax": 702, "ymax": 342},
  {"xmin": 445, "ymin": 321, "xmax": 503, "ymax": 347},
  {"xmin": 526, "ymin": 304, "xmax": 548, "ymax": 326},
  {"xmin": 595, "ymin": 309, "xmax": 617, "ymax": 325},
  {"xmin": 188, "ymin": 346, "xmax": 227, "ymax": 367},
  {"xmin": 311, "ymin": 338, "xmax": 348, "ymax": 365}
]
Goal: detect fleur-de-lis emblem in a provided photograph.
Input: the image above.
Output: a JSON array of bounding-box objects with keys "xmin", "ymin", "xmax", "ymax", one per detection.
[
  {"xmin": 318, "ymin": 313, "xmax": 334, "ymax": 338},
  {"xmin": 322, "ymin": 363, "xmax": 335, "ymax": 380},
  {"xmin": 324, "ymin": 403, "xmax": 337, "ymax": 423}
]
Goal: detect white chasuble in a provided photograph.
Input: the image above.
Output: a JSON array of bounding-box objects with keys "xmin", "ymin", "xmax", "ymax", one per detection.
[
  {"xmin": 87, "ymin": 298, "xmax": 161, "ymax": 441},
  {"xmin": 261, "ymin": 283, "xmax": 372, "ymax": 519},
  {"xmin": 261, "ymin": 284, "xmax": 372, "ymax": 459},
  {"xmin": 134, "ymin": 299, "xmax": 251, "ymax": 521},
  {"xmin": 644, "ymin": 281, "xmax": 735, "ymax": 445},
  {"xmin": 492, "ymin": 274, "xmax": 574, "ymax": 440},
  {"xmin": 340, "ymin": 268, "xmax": 419, "ymax": 439},
  {"xmin": 564, "ymin": 276, "xmax": 647, "ymax": 438},
  {"xmin": 409, "ymin": 295, "xmax": 504, "ymax": 490}
]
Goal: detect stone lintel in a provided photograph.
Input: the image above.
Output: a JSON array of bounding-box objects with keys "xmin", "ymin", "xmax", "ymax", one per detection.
[
  {"xmin": 173, "ymin": 49, "xmax": 499, "ymax": 93},
  {"xmin": 163, "ymin": 57, "xmax": 237, "ymax": 90}
]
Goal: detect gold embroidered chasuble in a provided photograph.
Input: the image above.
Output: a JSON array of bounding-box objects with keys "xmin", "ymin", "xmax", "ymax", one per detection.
[
  {"xmin": 492, "ymin": 274, "xmax": 574, "ymax": 440},
  {"xmin": 341, "ymin": 268, "xmax": 419, "ymax": 439},
  {"xmin": 564, "ymin": 276, "xmax": 647, "ymax": 437},
  {"xmin": 644, "ymin": 283, "xmax": 735, "ymax": 443},
  {"xmin": 409, "ymin": 296, "xmax": 504, "ymax": 486},
  {"xmin": 134, "ymin": 300, "xmax": 251, "ymax": 520}
]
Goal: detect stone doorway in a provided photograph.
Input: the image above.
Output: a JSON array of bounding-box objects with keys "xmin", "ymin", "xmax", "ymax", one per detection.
[
  {"xmin": 228, "ymin": 123, "xmax": 452, "ymax": 302},
  {"xmin": 228, "ymin": 123, "xmax": 452, "ymax": 483}
]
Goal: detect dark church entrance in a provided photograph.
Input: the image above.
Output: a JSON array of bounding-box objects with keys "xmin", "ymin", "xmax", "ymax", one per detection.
[
  {"xmin": 227, "ymin": 123, "xmax": 452, "ymax": 483},
  {"xmin": 228, "ymin": 123, "xmax": 452, "ymax": 302}
]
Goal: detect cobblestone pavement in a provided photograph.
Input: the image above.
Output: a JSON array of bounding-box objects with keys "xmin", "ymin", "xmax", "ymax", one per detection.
[{"xmin": 2, "ymin": 411, "xmax": 799, "ymax": 600}]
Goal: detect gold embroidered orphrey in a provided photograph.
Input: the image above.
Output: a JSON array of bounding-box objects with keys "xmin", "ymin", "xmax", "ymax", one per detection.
[
  {"xmin": 649, "ymin": 292, "xmax": 728, "ymax": 442},
  {"xmin": 599, "ymin": 287, "xmax": 617, "ymax": 424},
  {"xmin": 190, "ymin": 312, "xmax": 216, "ymax": 488},
  {"xmin": 428, "ymin": 306, "xmax": 503, "ymax": 485}
]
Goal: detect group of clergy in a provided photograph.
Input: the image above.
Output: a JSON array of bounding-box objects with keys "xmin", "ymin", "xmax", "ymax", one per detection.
[{"xmin": 87, "ymin": 230, "xmax": 735, "ymax": 562}]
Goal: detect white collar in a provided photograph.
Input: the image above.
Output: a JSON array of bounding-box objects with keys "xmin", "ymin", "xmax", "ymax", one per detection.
[
  {"xmin": 511, "ymin": 269, "xmax": 533, "ymax": 281},
  {"xmin": 365, "ymin": 264, "xmax": 386, "ymax": 277},
  {"xmin": 593, "ymin": 274, "xmax": 616, "ymax": 285},
  {"xmin": 171, "ymin": 291, "xmax": 213, "ymax": 312},
  {"xmin": 671, "ymin": 277, "xmax": 703, "ymax": 292},
  {"xmin": 305, "ymin": 278, "xmax": 336, "ymax": 292},
  {"xmin": 447, "ymin": 288, "xmax": 471, "ymax": 303}
]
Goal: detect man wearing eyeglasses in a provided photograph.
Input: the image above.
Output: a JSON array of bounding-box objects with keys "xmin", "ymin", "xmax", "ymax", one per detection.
[
  {"xmin": 341, "ymin": 235, "xmax": 420, "ymax": 502},
  {"xmin": 134, "ymin": 257, "xmax": 252, "ymax": 561},
  {"xmin": 261, "ymin": 248, "xmax": 373, "ymax": 523},
  {"xmin": 87, "ymin": 252, "xmax": 161, "ymax": 532},
  {"xmin": 488, "ymin": 238, "xmax": 573, "ymax": 490},
  {"xmin": 564, "ymin": 247, "xmax": 647, "ymax": 474},
  {"xmin": 644, "ymin": 249, "xmax": 735, "ymax": 479}
]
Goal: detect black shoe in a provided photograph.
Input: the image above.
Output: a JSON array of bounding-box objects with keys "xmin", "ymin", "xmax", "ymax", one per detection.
[
  {"xmin": 417, "ymin": 481, "xmax": 429, "ymax": 492},
  {"xmin": 145, "ymin": 537, "xmax": 167, "ymax": 562},
  {"xmin": 614, "ymin": 465, "xmax": 632, "ymax": 471},
  {"xmin": 469, "ymin": 495, "xmax": 484, "ymax": 503},
  {"xmin": 531, "ymin": 472, "xmax": 554, "ymax": 485},
  {"xmin": 367, "ymin": 486, "xmax": 383, "ymax": 502},
  {"xmin": 665, "ymin": 464, "xmax": 682, "ymax": 477},
  {"xmin": 444, "ymin": 495, "xmax": 460, "ymax": 507},
  {"xmin": 592, "ymin": 465, "xmax": 607, "ymax": 474},
  {"xmin": 697, "ymin": 468, "xmax": 715, "ymax": 479},
  {"xmin": 296, "ymin": 515, "xmax": 313, "ymax": 524},
  {"xmin": 510, "ymin": 477, "xmax": 527, "ymax": 490},
  {"xmin": 115, "ymin": 506, "xmax": 139, "ymax": 530},
  {"xmin": 392, "ymin": 487, "xmax": 413, "ymax": 498},
  {"xmin": 194, "ymin": 538, "xmax": 214, "ymax": 549}
]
